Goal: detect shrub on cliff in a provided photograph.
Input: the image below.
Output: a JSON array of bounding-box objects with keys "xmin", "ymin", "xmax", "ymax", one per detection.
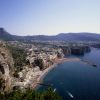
[
  {"xmin": 0, "ymin": 78, "xmax": 5, "ymax": 92},
  {"xmin": 0, "ymin": 87, "xmax": 62, "ymax": 100},
  {"xmin": 34, "ymin": 58, "xmax": 44, "ymax": 70},
  {"xmin": 7, "ymin": 46, "xmax": 27, "ymax": 71}
]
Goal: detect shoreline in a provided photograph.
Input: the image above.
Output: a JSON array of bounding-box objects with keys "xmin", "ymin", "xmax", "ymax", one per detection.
[{"xmin": 32, "ymin": 57, "xmax": 80, "ymax": 89}]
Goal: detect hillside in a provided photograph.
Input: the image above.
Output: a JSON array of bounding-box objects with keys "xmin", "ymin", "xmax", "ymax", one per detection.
[{"xmin": 0, "ymin": 28, "xmax": 100, "ymax": 42}]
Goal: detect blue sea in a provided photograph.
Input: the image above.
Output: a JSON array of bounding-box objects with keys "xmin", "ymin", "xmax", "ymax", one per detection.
[{"xmin": 38, "ymin": 48, "xmax": 100, "ymax": 100}]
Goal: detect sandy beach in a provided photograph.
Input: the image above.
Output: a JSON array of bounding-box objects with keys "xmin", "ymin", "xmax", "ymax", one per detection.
[{"xmin": 32, "ymin": 57, "xmax": 80, "ymax": 89}]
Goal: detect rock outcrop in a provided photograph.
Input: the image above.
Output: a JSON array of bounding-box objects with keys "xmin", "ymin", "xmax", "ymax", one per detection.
[{"xmin": 0, "ymin": 41, "xmax": 14, "ymax": 91}]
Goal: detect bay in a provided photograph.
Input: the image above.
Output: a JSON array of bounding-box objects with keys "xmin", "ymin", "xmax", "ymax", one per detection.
[{"xmin": 38, "ymin": 49, "xmax": 100, "ymax": 100}]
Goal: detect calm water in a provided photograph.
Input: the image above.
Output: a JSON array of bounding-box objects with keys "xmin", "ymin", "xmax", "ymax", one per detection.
[{"xmin": 38, "ymin": 49, "xmax": 100, "ymax": 100}]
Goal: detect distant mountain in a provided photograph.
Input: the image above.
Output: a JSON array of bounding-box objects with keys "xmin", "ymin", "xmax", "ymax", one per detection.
[
  {"xmin": 0, "ymin": 28, "xmax": 100, "ymax": 42},
  {"xmin": 0, "ymin": 28, "xmax": 14, "ymax": 41},
  {"xmin": 0, "ymin": 28, "xmax": 25, "ymax": 41},
  {"xmin": 56, "ymin": 33, "xmax": 100, "ymax": 41}
]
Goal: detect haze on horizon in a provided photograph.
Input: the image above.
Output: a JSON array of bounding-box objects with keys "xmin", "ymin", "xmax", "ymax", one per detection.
[{"xmin": 0, "ymin": 0, "xmax": 100, "ymax": 36}]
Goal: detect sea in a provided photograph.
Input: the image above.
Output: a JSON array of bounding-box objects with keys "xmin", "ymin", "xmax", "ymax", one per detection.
[{"xmin": 38, "ymin": 48, "xmax": 100, "ymax": 100}]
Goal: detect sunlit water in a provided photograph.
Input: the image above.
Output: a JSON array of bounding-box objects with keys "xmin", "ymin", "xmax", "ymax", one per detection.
[{"xmin": 38, "ymin": 48, "xmax": 100, "ymax": 100}]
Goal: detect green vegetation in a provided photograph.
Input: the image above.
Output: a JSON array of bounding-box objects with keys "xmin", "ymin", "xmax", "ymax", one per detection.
[
  {"xmin": 7, "ymin": 45, "xmax": 27, "ymax": 71},
  {"xmin": 34, "ymin": 59, "xmax": 44, "ymax": 70},
  {"xmin": 0, "ymin": 78, "xmax": 5, "ymax": 92},
  {"xmin": 0, "ymin": 88, "xmax": 62, "ymax": 100}
]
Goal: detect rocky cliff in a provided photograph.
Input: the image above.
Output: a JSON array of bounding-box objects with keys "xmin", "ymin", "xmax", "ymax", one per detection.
[{"xmin": 0, "ymin": 41, "xmax": 14, "ymax": 92}]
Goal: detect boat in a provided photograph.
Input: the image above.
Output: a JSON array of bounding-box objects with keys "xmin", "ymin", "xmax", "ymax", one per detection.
[
  {"xmin": 53, "ymin": 88, "xmax": 56, "ymax": 92},
  {"xmin": 67, "ymin": 91, "xmax": 74, "ymax": 98},
  {"xmin": 92, "ymin": 64, "xmax": 97, "ymax": 67}
]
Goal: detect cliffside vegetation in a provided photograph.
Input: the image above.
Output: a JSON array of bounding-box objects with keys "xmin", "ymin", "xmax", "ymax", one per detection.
[
  {"xmin": 7, "ymin": 45, "xmax": 27, "ymax": 72},
  {"xmin": 0, "ymin": 87, "xmax": 61, "ymax": 100},
  {"xmin": 34, "ymin": 59, "xmax": 44, "ymax": 70},
  {"xmin": 0, "ymin": 77, "xmax": 5, "ymax": 92}
]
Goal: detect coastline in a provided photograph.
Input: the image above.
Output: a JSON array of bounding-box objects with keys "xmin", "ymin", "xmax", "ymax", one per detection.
[{"xmin": 32, "ymin": 57, "xmax": 80, "ymax": 89}]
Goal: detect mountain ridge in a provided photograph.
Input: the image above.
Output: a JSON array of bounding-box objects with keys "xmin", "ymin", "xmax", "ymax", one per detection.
[{"xmin": 0, "ymin": 28, "xmax": 100, "ymax": 42}]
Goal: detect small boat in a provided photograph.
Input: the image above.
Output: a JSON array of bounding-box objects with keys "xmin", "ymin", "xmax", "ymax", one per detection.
[
  {"xmin": 53, "ymin": 88, "xmax": 56, "ymax": 92},
  {"xmin": 67, "ymin": 91, "xmax": 74, "ymax": 98},
  {"xmin": 92, "ymin": 64, "xmax": 97, "ymax": 67}
]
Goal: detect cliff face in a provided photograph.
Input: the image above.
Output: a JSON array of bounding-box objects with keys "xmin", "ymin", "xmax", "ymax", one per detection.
[
  {"xmin": 0, "ymin": 41, "xmax": 14, "ymax": 91},
  {"xmin": 71, "ymin": 46, "xmax": 91, "ymax": 55},
  {"xmin": 59, "ymin": 45, "xmax": 91, "ymax": 56},
  {"xmin": 59, "ymin": 46, "xmax": 71, "ymax": 56}
]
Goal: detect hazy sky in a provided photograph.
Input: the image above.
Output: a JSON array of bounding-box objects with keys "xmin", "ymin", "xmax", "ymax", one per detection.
[{"xmin": 0, "ymin": 0, "xmax": 100, "ymax": 36}]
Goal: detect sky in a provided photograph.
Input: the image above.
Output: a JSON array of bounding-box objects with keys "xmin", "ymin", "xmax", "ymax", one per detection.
[{"xmin": 0, "ymin": 0, "xmax": 100, "ymax": 36}]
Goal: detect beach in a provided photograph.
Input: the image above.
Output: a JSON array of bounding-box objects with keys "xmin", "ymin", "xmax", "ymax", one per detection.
[{"xmin": 32, "ymin": 57, "xmax": 80, "ymax": 89}]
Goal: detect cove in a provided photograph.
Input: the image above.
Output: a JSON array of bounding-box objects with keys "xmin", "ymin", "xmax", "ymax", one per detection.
[{"xmin": 38, "ymin": 49, "xmax": 100, "ymax": 100}]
